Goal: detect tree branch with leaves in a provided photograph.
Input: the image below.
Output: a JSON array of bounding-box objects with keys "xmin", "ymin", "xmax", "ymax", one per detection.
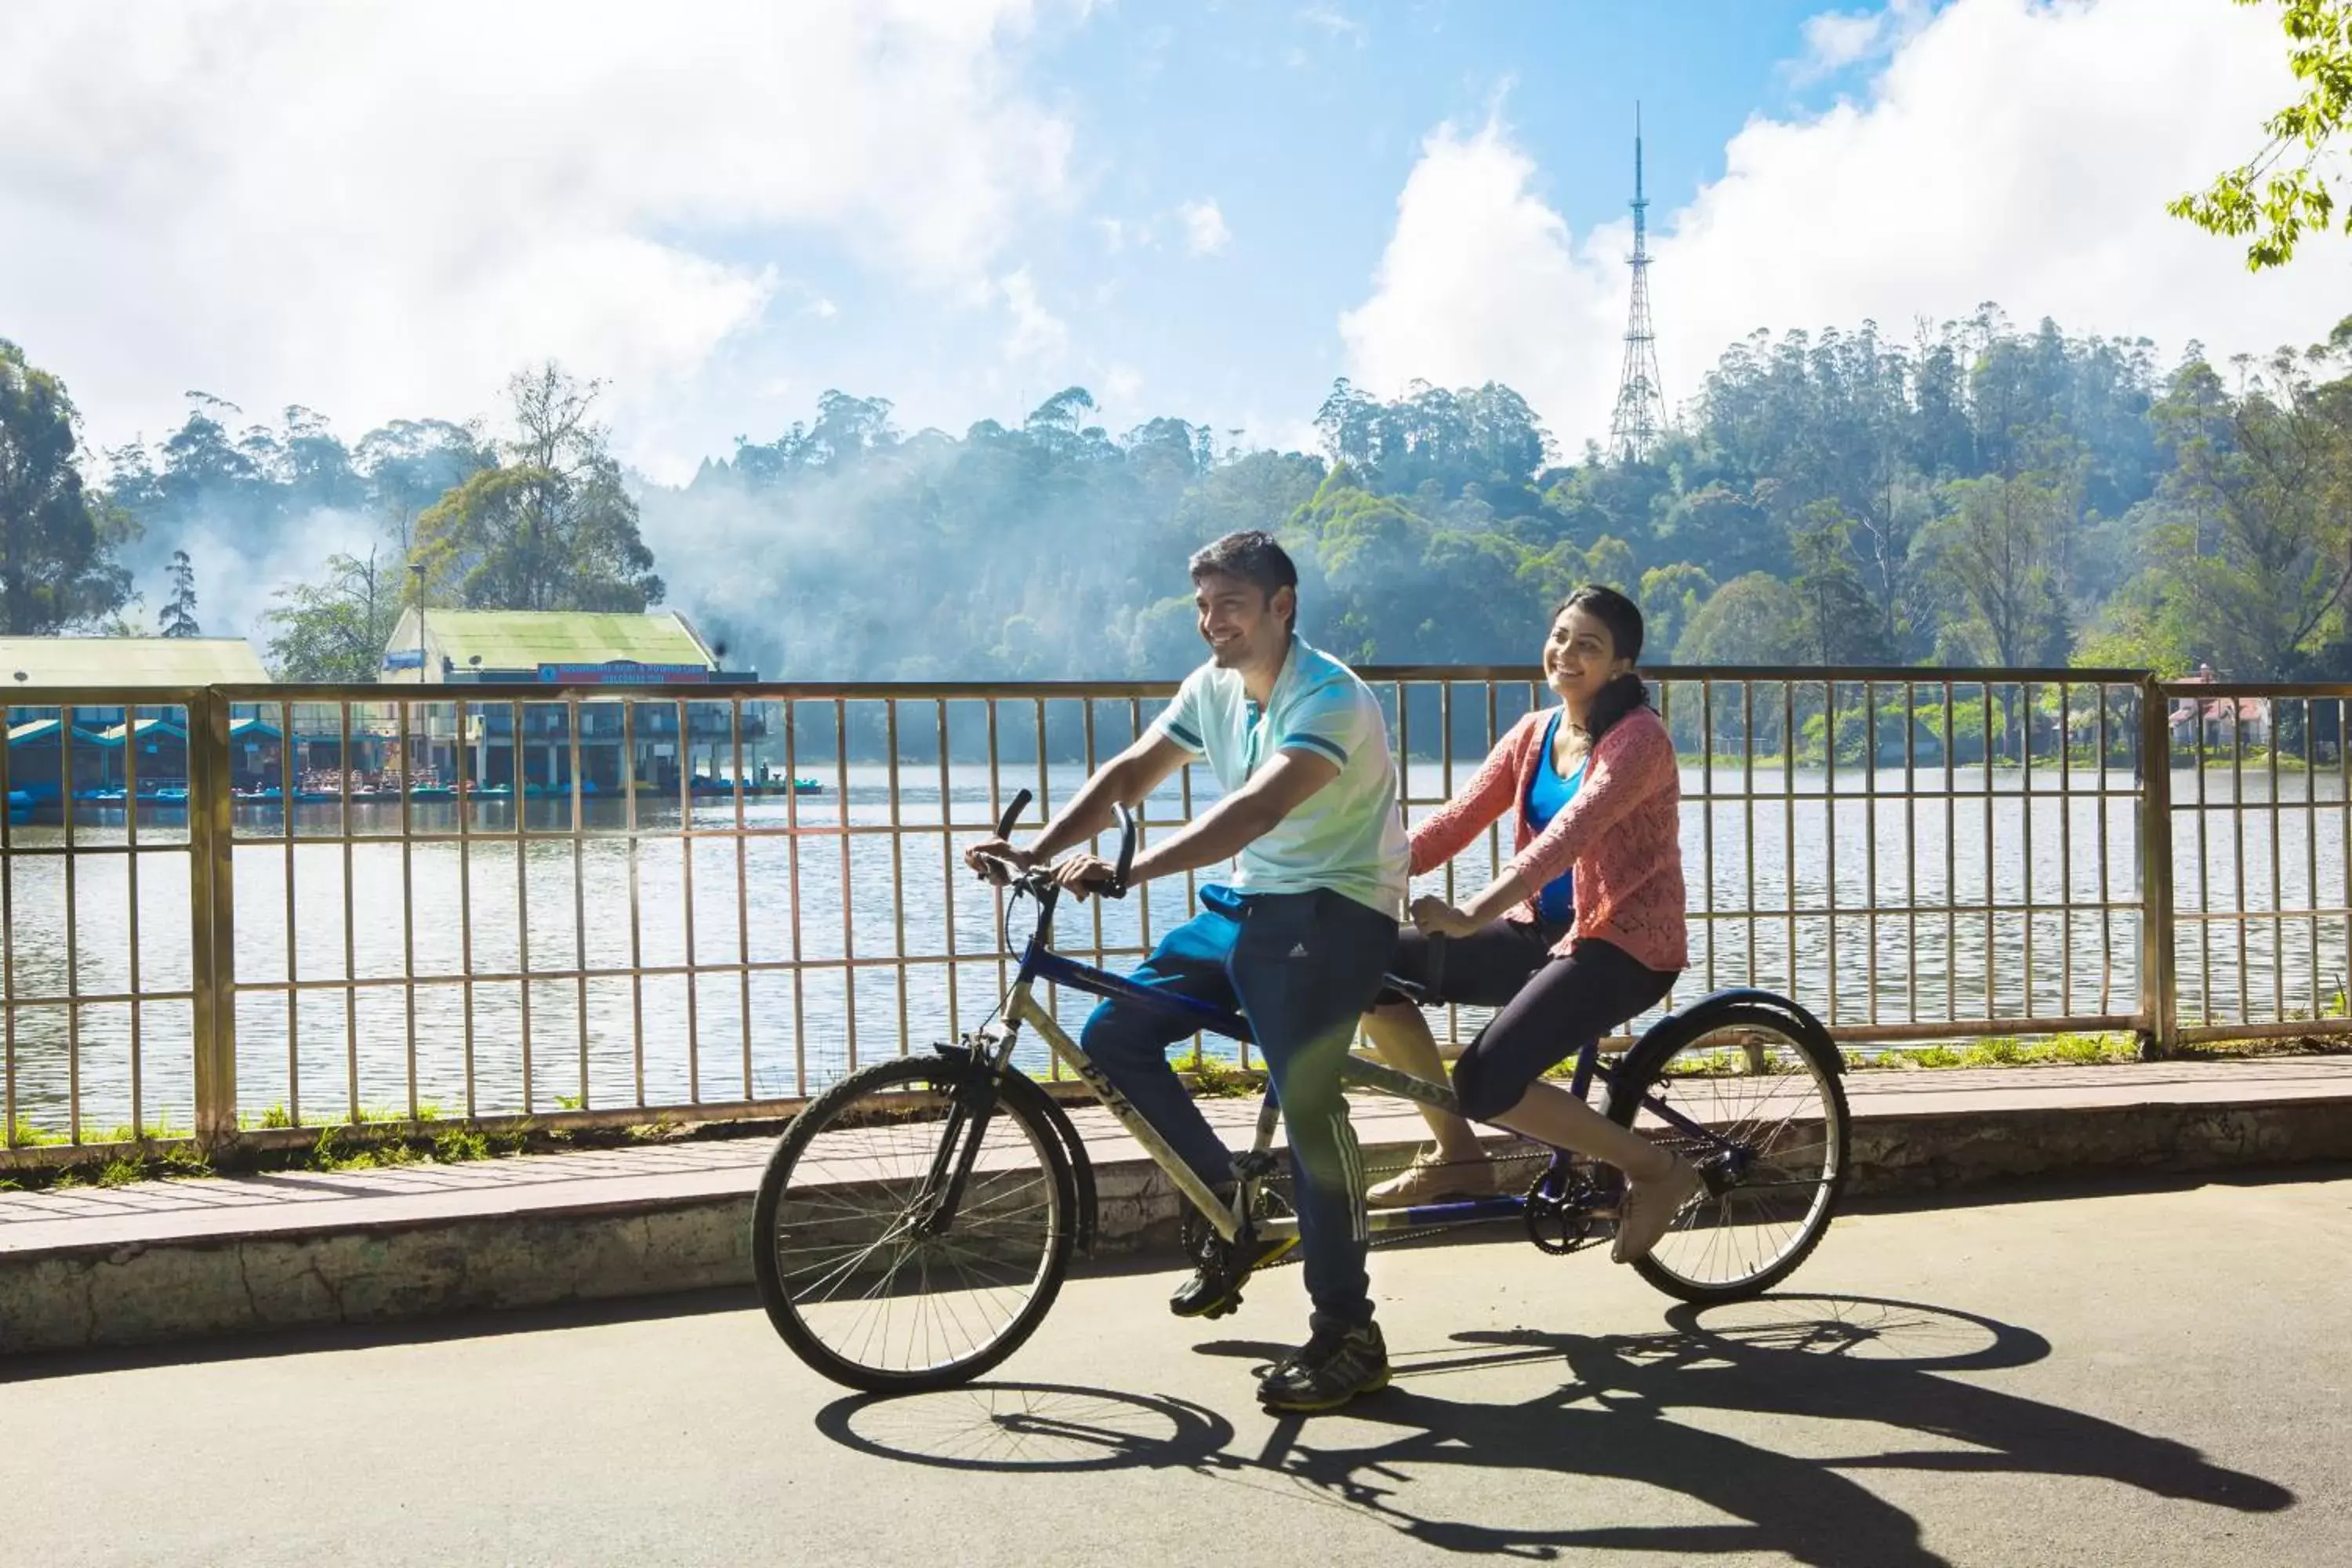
[{"xmin": 2174, "ymin": 0, "xmax": 2352, "ymax": 268}]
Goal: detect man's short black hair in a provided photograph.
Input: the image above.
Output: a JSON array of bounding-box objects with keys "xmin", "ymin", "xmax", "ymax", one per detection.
[{"xmin": 1189, "ymin": 531, "xmax": 1298, "ymax": 625}]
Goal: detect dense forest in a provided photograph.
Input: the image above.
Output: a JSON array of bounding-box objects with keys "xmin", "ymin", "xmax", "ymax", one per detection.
[{"xmin": 6, "ymin": 302, "xmax": 2352, "ymax": 684}]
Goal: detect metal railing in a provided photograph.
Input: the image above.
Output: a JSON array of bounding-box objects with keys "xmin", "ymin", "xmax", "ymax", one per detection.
[{"xmin": 2, "ymin": 666, "xmax": 2345, "ymax": 1161}]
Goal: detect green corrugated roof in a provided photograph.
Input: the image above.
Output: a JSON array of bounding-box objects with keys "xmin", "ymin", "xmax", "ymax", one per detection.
[
  {"xmin": 421, "ymin": 610, "xmax": 713, "ymax": 671},
  {"xmin": 0, "ymin": 637, "xmax": 267, "ymax": 687},
  {"xmin": 96, "ymin": 718, "xmax": 188, "ymax": 745},
  {"xmin": 8, "ymin": 718, "xmax": 105, "ymax": 745}
]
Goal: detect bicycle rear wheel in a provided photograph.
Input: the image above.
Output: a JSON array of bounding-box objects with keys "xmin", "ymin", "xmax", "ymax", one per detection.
[
  {"xmin": 753, "ymin": 1054, "xmax": 1075, "ymax": 1392},
  {"xmin": 1602, "ymin": 1005, "xmax": 1849, "ymax": 1304}
]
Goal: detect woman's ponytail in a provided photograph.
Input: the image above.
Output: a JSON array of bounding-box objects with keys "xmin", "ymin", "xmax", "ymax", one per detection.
[
  {"xmin": 1582, "ymin": 672, "xmax": 1650, "ymax": 742},
  {"xmin": 1554, "ymin": 584, "xmax": 1650, "ymax": 744}
]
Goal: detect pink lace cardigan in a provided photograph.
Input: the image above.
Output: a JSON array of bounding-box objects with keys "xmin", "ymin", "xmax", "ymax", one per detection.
[{"xmin": 1407, "ymin": 703, "xmax": 1688, "ymax": 973}]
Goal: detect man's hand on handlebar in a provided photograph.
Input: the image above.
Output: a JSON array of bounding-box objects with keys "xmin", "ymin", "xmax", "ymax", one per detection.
[
  {"xmin": 1051, "ymin": 851, "xmax": 1121, "ymax": 900},
  {"xmin": 964, "ymin": 837, "xmax": 1035, "ymax": 886}
]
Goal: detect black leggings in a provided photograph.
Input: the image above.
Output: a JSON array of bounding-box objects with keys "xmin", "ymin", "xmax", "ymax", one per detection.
[{"xmin": 1449, "ymin": 938, "xmax": 1677, "ymax": 1123}]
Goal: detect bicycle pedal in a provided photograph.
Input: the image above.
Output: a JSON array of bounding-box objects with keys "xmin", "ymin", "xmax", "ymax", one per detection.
[{"xmin": 1201, "ymin": 1294, "xmax": 1241, "ymax": 1320}]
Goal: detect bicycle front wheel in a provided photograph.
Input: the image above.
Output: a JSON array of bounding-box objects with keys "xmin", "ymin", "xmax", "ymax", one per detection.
[
  {"xmin": 1603, "ymin": 1006, "xmax": 1849, "ymax": 1304},
  {"xmin": 753, "ymin": 1055, "xmax": 1076, "ymax": 1392}
]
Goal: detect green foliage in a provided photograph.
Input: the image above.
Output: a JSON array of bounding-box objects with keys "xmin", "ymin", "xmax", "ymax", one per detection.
[
  {"xmin": 262, "ymin": 546, "xmax": 404, "ymax": 681},
  {"xmin": 69, "ymin": 298, "xmax": 2352, "ymax": 688},
  {"xmin": 98, "ymin": 1118, "xmax": 191, "ymax": 1144},
  {"xmin": 7, "ymin": 1117, "xmax": 62, "ymax": 1148},
  {"xmin": 1676, "ymin": 574, "xmax": 1806, "ymax": 665},
  {"xmin": 2174, "ymin": 0, "xmax": 2352, "ymax": 268},
  {"xmin": 1185, "ymin": 1055, "xmax": 1264, "ymax": 1098},
  {"xmin": 307, "ymin": 1127, "xmax": 364, "ymax": 1171},
  {"xmin": 1791, "ymin": 505, "xmax": 1896, "ymax": 664},
  {"xmin": 412, "ymin": 363, "xmax": 662, "ymax": 613},
  {"xmin": 433, "ymin": 1127, "xmax": 492, "ymax": 1163},
  {"xmin": 0, "ymin": 338, "xmax": 133, "ymax": 633},
  {"xmin": 1857, "ymin": 1033, "xmax": 2141, "ymax": 1069},
  {"xmin": 158, "ymin": 548, "xmax": 200, "ymax": 637},
  {"xmin": 1638, "ymin": 563, "xmax": 1714, "ymax": 656}
]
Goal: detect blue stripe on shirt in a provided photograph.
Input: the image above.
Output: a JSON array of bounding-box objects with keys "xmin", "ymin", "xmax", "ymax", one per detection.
[{"xmin": 1282, "ymin": 732, "xmax": 1348, "ymax": 767}]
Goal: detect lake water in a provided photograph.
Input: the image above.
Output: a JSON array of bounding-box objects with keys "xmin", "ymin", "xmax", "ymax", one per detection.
[{"xmin": 5, "ymin": 760, "xmax": 2347, "ymax": 1136}]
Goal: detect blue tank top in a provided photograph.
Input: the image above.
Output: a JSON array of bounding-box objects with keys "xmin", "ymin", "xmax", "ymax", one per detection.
[{"xmin": 1523, "ymin": 708, "xmax": 1582, "ymax": 926}]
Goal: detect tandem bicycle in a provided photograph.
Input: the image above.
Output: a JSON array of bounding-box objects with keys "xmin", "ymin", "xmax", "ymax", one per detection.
[{"xmin": 753, "ymin": 791, "xmax": 1850, "ymax": 1392}]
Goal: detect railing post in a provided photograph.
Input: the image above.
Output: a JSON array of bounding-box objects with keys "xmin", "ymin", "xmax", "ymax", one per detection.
[
  {"xmin": 2136, "ymin": 675, "xmax": 2178, "ymax": 1058},
  {"xmin": 188, "ymin": 687, "xmax": 239, "ymax": 1147}
]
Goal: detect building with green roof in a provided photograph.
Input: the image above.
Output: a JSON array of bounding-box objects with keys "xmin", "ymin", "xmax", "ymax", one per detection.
[
  {"xmin": 380, "ymin": 608, "xmax": 728, "ymax": 684},
  {"xmin": 0, "ymin": 636, "xmax": 266, "ymax": 688},
  {"xmin": 379, "ymin": 608, "xmax": 763, "ymax": 794},
  {"xmin": 2, "ymin": 638, "xmax": 270, "ymax": 800}
]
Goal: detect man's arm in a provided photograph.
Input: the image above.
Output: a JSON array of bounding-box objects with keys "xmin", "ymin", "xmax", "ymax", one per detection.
[
  {"xmin": 963, "ymin": 731, "xmax": 1192, "ymax": 878},
  {"xmin": 1032, "ymin": 731, "xmax": 1192, "ymax": 862},
  {"xmin": 1099, "ymin": 746, "xmax": 1338, "ymax": 888}
]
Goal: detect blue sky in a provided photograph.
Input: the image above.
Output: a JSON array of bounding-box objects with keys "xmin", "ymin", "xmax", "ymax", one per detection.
[
  {"xmin": 721, "ymin": 0, "xmax": 1872, "ymax": 450},
  {"xmin": 2, "ymin": 0, "xmax": 2336, "ymax": 492}
]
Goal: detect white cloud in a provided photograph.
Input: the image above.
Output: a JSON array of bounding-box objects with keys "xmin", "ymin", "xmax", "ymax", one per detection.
[
  {"xmin": 1341, "ymin": 0, "xmax": 2339, "ymax": 457},
  {"xmin": 0, "ymin": 0, "xmax": 1072, "ymax": 478},
  {"xmin": 1802, "ymin": 12, "xmax": 1886, "ymax": 73},
  {"xmin": 1340, "ymin": 122, "xmax": 1620, "ymax": 438},
  {"xmin": 1793, "ymin": 0, "xmax": 1930, "ymax": 80},
  {"xmin": 1178, "ymin": 198, "xmax": 1233, "ymax": 256},
  {"xmin": 1000, "ymin": 268, "xmax": 1069, "ymax": 360},
  {"xmin": 1301, "ymin": 6, "xmax": 1367, "ymax": 45}
]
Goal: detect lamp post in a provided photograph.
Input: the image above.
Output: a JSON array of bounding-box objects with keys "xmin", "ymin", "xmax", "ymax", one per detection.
[
  {"xmin": 409, "ymin": 562, "xmax": 426, "ymax": 683},
  {"xmin": 409, "ymin": 561, "xmax": 427, "ymax": 785}
]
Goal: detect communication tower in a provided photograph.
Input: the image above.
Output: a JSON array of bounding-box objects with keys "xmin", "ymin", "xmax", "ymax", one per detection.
[{"xmin": 1608, "ymin": 103, "xmax": 1666, "ymax": 463}]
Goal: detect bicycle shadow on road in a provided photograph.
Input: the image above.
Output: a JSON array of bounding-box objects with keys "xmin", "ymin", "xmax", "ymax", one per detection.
[{"xmin": 813, "ymin": 1294, "xmax": 2293, "ymax": 1568}]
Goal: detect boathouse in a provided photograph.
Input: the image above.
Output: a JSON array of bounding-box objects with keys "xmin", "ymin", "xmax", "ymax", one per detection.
[
  {"xmin": 1, "ymin": 637, "xmax": 270, "ymax": 800},
  {"xmin": 376, "ymin": 609, "xmax": 761, "ymax": 792}
]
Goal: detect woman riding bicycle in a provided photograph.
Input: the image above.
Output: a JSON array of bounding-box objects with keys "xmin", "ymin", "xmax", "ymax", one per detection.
[{"xmin": 1362, "ymin": 585, "xmax": 1700, "ymax": 1263}]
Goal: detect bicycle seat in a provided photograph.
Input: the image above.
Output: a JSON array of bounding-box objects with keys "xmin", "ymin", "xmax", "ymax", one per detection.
[{"xmin": 1381, "ymin": 933, "xmax": 1443, "ymax": 1006}]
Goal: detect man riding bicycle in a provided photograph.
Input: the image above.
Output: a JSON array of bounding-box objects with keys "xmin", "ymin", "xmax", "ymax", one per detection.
[{"xmin": 964, "ymin": 529, "xmax": 1408, "ymax": 1413}]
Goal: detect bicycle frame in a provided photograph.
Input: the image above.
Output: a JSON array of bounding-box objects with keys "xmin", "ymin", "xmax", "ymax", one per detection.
[{"xmin": 969, "ymin": 906, "xmax": 1753, "ymax": 1250}]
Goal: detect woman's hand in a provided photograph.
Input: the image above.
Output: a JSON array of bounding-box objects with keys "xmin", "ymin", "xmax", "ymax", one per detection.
[{"xmin": 1410, "ymin": 895, "xmax": 1481, "ymax": 938}]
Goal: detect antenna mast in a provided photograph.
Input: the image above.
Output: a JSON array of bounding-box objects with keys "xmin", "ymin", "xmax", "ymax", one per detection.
[{"xmin": 1608, "ymin": 102, "xmax": 1666, "ymax": 463}]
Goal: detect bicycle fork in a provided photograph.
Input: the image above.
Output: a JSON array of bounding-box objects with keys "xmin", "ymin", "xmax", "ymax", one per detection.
[{"xmin": 909, "ymin": 1073, "xmax": 999, "ymax": 1240}]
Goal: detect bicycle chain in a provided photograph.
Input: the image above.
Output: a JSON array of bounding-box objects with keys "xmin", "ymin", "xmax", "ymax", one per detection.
[{"xmin": 1249, "ymin": 1146, "xmax": 1563, "ymax": 1267}]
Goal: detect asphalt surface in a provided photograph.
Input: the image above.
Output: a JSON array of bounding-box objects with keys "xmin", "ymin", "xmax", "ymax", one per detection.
[{"xmin": 5, "ymin": 1170, "xmax": 2348, "ymax": 1567}]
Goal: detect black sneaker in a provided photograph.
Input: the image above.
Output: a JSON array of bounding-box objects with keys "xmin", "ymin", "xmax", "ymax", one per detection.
[
  {"xmin": 1257, "ymin": 1320, "xmax": 1390, "ymax": 1412},
  {"xmin": 1169, "ymin": 1231, "xmax": 1297, "ymax": 1319}
]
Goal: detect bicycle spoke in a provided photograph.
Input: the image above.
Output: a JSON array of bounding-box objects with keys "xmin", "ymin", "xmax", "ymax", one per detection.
[
  {"xmin": 1632, "ymin": 1021, "xmax": 1846, "ymax": 1295},
  {"xmin": 759, "ymin": 1059, "xmax": 1068, "ymax": 1383}
]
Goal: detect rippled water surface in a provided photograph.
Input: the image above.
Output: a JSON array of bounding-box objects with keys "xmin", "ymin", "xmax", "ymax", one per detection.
[{"xmin": 6, "ymin": 760, "xmax": 2347, "ymax": 1134}]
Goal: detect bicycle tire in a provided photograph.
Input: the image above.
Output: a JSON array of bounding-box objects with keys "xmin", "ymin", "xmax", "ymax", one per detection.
[
  {"xmin": 753, "ymin": 1054, "xmax": 1076, "ymax": 1393},
  {"xmin": 1602, "ymin": 1003, "xmax": 1849, "ymax": 1305}
]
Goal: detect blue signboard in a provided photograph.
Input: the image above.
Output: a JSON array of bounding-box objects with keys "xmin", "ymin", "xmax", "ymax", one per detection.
[
  {"xmin": 535, "ymin": 662, "xmax": 710, "ymax": 685},
  {"xmin": 383, "ymin": 648, "xmax": 425, "ymax": 670}
]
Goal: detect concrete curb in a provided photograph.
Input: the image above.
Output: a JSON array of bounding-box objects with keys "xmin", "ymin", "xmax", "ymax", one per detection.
[{"xmin": 5, "ymin": 1094, "xmax": 2349, "ymax": 1357}]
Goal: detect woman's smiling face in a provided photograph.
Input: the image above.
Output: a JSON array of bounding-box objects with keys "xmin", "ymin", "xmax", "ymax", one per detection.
[{"xmin": 1544, "ymin": 604, "xmax": 1634, "ymax": 706}]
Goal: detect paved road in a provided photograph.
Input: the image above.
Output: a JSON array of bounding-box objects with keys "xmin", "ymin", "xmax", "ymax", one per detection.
[{"xmin": 5, "ymin": 1172, "xmax": 2348, "ymax": 1567}]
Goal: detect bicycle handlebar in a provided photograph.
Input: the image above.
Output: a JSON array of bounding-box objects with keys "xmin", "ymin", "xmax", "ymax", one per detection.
[{"xmin": 971, "ymin": 789, "xmax": 1134, "ymax": 899}]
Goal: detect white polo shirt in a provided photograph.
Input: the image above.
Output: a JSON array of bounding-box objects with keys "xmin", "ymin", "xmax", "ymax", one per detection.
[{"xmin": 1152, "ymin": 636, "xmax": 1410, "ymax": 916}]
